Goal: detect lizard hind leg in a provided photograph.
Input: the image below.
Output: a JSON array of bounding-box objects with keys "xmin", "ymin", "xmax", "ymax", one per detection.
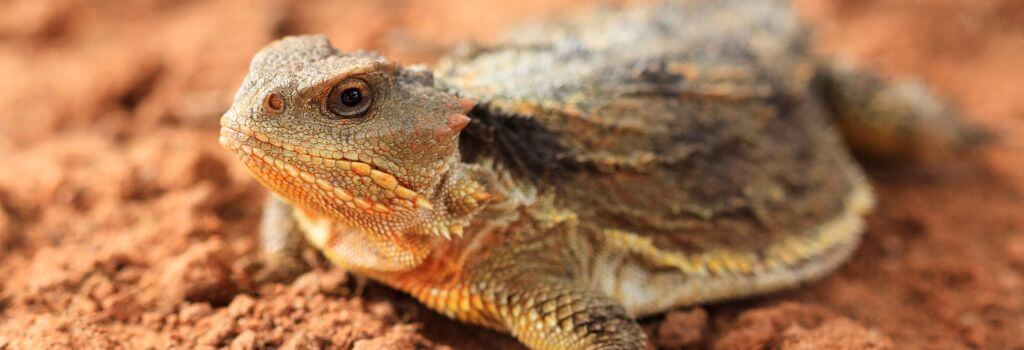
[
  {"xmin": 254, "ymin": 194, "xmax": 311, "ymax": 283},
  {"xmin": 816, "ymin": 58, "xmax": 989, "ymax": 161}
]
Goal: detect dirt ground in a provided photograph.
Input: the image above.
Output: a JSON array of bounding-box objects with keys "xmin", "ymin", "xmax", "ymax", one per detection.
[{"xmin": 0, "ymin": 0, "xmax": 1021, "ymax": 349}]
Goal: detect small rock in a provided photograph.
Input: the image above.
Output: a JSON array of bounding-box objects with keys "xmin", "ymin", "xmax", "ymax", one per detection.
[
  {"xmin": 179, "ymin": 303, "xmax": 213, "ymax": 323},
  {"xmin": 280, "ymin": 331, "xmax": 319, "ymax": 350},
  {"xmin": 227, "ymin": 294, "xmax": 256, "ymax": 318},
  {"xmin": 291, "ymin": 296, "xmax": 307, "ymax": 311},
  {"xmin": 158, "ymin": 151, "xmax": 230, "ymax": 190},
  {"xmin": 318, "ymin": 270, "xmax": 348, "ymax": 294},
  {"xmin": 81, "ymin": 274, "xmax": 116, "ymax": 301},
  {"xmin": 1006, "ymin": 233, "xmax": 1024, "ymax": 266},
  {"xmin": 368, "ymin": 301, "xmax": 396, "ymax": 318},
  {"xmin": 713, "ymin": 303, "xmax": 833, "ymax": 350},
  {"xmin": 140, "ymin": 311, "xmax": 165, "ymax": 328},
  {"xmin": 781, "ymin": 318, "xmax": 893, "ymax": 350},
  {"xmin": 0, "ymin": 203, "xmax": 10, "ymax": 249},
  {"xmin": 161, "ymin": 238, "xmax": 238, "ymax": 305},
  {"xmin": 352, "ymin": 324, "xmax": 433, "ymax": 350},
  {"xmin": 197, "ymin": 319, "xmax": 235, "ymax": 346},
  {"xmin": 288, "ymin": 273, "xmax": 321, "ymax": 298},
  {"xmin": 713, "ymin": 303, "xmax": 894, "ymax": 350},
  {"xmin": 656, "ymin": 307, "xmax": 708, "ymax": 349},
  {"xmin": 101, "ymin": 293, "xmax": 143, "ymax": 322},
  {"xmin": 69, "ymin": 294, "xmax": 100, "ymax": 314},
  {"xmin": 229, "ymin": 330, "xmax": 257, "ymax": 350}
]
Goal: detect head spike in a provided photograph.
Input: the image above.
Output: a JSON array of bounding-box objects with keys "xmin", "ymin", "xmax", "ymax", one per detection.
[
  {"xmin": 458, "ymin": 97, "xmax": 476, "ymax": 113},
  {"xmin": 449, "ymin": 224, "xmax": 464, "ymax": 237},
  {"xmin": 435, "ymin": 225, "xmax": 452, "ymax": 240},
  {"xmin": 446, "ymin": 113, "xmax": 471, "ymax": 133}
]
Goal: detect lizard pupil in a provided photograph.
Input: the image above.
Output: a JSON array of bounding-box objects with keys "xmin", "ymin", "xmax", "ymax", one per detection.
[{"xmin": 340, "ymin": 88, "xmax": 362, "ymax": 107}]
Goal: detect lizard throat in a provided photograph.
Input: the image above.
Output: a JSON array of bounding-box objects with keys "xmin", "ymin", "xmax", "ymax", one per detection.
[{"xmin": 219, "ymin": 126, "xmax": 436, "ymax": 214}]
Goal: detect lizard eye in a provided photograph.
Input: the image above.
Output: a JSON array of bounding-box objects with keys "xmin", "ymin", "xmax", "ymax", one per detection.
[{"xmin": 326, "ymin": 78, "xmax": 373, "ymax": 118}]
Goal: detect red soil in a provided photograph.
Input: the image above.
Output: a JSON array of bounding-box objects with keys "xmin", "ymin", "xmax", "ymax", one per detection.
[{"xmin": 0, "ymin": 0, "xmax": 1021, "ymax": 349}]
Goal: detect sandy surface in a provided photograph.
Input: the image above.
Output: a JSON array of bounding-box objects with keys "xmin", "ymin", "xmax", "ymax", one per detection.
[{"xmin": 0, "ymin": 0, "xmax": 1022, "ymax": 349}]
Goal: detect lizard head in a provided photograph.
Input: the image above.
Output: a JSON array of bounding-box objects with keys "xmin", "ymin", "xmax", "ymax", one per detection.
[{"xmin": 221, "ymin": 35, "xmax": 485, "ymax": 245}]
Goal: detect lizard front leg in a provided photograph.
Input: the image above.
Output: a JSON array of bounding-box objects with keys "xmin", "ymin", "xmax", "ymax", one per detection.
[
  {"xmin": 393, "ymin": 265, "xmax": 648, "ymax": 350},
  {"xmin": 491, "ymin": 277, "xmax": 648, "ymax": 350},
  {"xmin": 255, "ymin": 195, "xmax": 310, "ymax": 283},
  {"xmin": 388, "ymin": 217, "xmax": 649, "ymax": 350}
]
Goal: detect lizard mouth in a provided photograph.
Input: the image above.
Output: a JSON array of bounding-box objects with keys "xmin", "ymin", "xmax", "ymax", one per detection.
[{"xmin": 219, "ymin": 125, "xmax": 434, "ymax": 213}]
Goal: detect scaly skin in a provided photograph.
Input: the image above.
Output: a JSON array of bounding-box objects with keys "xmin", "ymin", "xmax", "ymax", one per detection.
[{"xmin": 220, "ymin": 2, "xmax": 980, "ymax": 349}]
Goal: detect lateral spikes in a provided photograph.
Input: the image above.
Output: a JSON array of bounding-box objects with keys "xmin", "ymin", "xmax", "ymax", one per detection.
[{"xmin": 427, "ymin": 221, "xmax": 466, "ymax": 240}]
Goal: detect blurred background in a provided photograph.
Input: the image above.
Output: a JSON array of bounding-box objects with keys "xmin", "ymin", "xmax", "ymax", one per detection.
[{"xmin": 0, "ymin": 0, "xmax": 1021, "ymax": 349}]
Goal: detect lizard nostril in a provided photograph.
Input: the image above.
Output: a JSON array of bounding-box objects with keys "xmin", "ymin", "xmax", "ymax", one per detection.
[{"xmin": 264, "ymin": 92, "xmax": 285, "ymax": 113}]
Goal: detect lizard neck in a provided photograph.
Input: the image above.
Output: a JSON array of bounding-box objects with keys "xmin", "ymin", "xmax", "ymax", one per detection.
[
  {"xmin": 299, "ymin": 158, "xmax": 513, "ymax": 273},
  {"xmin": 293, "ymin": 206, "xmax": 437, "ymax": 273}
]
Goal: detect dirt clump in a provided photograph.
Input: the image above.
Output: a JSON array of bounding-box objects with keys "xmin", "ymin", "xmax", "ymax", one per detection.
[
  {"xmin": 711, "ymin": 303, "xmax": 891, "ymax": 350},
  {"xmin": 654, "ymin": 307, "xmax": 708, "ymax": 349}
]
